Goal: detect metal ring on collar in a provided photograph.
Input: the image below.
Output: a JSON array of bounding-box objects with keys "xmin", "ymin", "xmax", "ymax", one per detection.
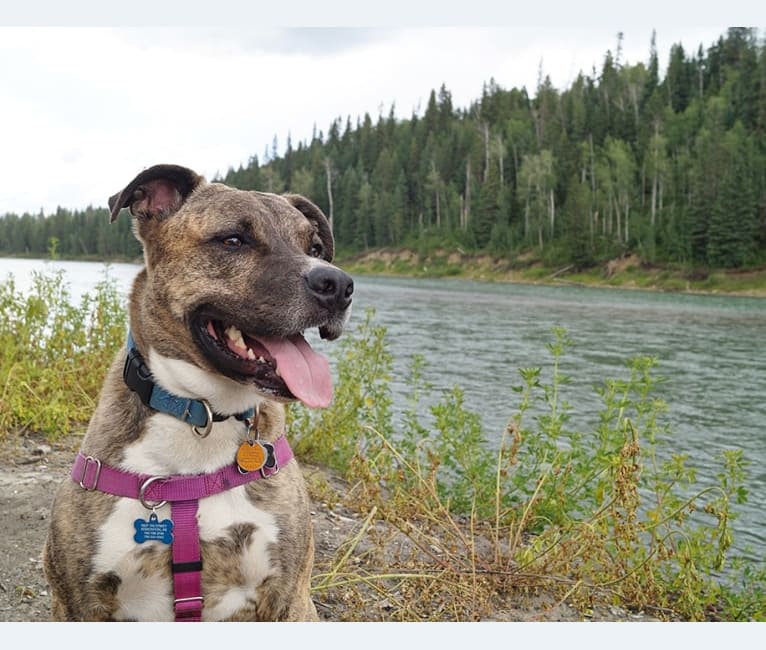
[
  {"xmin": 139, "ymin": 475, "xmax": 168, "ymax": 510},
  {"xmin": 191, "ymin": 399, "xmax": 214, "ymax": 438}
]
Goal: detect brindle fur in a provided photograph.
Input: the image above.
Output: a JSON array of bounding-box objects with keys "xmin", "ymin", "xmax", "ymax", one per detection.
[{"xmin": 43, "ymin": 164, "xmax": 351, "ymax": 621}]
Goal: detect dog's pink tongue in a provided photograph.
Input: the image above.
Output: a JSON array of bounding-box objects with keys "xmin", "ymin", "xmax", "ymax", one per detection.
[{"xmin": 256, "ymin": 334, "xmax": 333, "ymax": 408}]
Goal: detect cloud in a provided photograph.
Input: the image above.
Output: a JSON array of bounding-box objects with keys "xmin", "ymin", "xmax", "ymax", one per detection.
[
  {"xmin": 0, "ymin": 25, "xmax": 732, "ymax": 215},
  {"xmin": 112, "ymin": 26, "xmax": 395, "ymax": 57}
]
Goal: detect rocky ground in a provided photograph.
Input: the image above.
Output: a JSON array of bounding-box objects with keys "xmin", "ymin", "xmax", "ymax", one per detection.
[{"xmin": 0, "ymin": 435, "xmax": 658, "ymax": 623}]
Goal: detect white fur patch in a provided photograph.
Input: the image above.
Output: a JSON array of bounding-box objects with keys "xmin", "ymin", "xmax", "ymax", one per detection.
[
  {"xmin": 198, "ymin": 488, "xmax": 279, "ymax": 621},
  {"xmin": 122, "ymin": 411, "xmax": 243, "ymax": 475},
  {"xmin": 92, "ymin": 350, "xmax": 279, "ymax": 621},
  {"xmin": 147, "ymin": 348, "xmax": 263, "ymax": 418},
  {"xmin": 93, "ymin": 498, "xmax": 175, "ymax": 621}
]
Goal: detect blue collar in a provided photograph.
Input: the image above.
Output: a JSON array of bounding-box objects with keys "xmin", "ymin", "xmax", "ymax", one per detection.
[{"xmin": 122, "ymin": 331, "xmax": 255, "ymax": 435}]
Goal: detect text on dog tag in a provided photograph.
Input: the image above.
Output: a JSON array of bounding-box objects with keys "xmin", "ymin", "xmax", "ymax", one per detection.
[{"xmin": 134, "ymin": 512, "xmax": 174, "ymax": 544}]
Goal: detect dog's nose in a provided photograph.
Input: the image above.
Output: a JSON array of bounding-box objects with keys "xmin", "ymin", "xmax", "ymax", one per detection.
[{"xmin": 305, "ymin": 266, "xmax": 354, "ymax": 311}]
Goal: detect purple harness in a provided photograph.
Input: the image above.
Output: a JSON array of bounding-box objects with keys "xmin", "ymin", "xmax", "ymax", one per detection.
[{"xmin": 71, "ymin": 436, "xmax": 292, "ymax": 621}]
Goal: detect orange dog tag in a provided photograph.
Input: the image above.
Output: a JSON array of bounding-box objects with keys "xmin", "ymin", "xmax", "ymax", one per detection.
[{"xmin": 236, "ymin": 441, "xmax": 267, "ymax": 473}]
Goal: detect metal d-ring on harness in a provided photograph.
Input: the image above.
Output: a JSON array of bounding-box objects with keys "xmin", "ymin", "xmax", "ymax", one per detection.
[{"xmin": 139, "ymin": 475, "xmax": 169, "ymax": 510}]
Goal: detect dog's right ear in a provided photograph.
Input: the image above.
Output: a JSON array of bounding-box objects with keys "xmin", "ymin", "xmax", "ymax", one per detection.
[{"xmin": 108, "ymin": 164, "xmax": 204, "ymax": 223}]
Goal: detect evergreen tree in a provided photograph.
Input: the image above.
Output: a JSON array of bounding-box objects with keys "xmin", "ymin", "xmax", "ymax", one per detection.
[
  {"xmin": 562, "ymin": 173, "xmax": 594, "ymax": 268},
  {"xmin": 707, "ymin": 123, "xmax": 758, "ymax": 266}
]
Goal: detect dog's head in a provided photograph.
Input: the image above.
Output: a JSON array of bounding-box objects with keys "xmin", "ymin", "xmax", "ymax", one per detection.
[{"xmin": 109, "ymin": 164, "xmax": 353, "ymax": 409}]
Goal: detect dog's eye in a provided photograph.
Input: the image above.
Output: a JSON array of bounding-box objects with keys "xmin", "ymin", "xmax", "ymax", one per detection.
[
  {"xmin": 309, "ymin": 242, "xmax": 324, "ymax": 258},
  {"xmin": 221, "ymin": 236, "xmax": 243, "ymax": 249}
]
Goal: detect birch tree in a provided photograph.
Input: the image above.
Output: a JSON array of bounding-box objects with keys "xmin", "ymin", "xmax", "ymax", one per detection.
[
  {"xmin": 425, "ymin": 160, "xmax": 443, "ymax": 228},
  {"xmin": 518, "ymin": 150, "xmax": 556, "ymax": 248},
  {"xmin": 324, "ymin": 157, "xmax": 334, "ymax": 230},
  {"xmin": 646, "ymin": 125, "xmax": 669, "ymax": 231},
  {"xmin": 603, "ymin": 138, "xmax": 636, "ymax": 243}
]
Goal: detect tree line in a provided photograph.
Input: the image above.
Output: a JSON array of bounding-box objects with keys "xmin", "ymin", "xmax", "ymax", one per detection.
[
  {"xmin": 0, "ymin": 205, "xmax": 141, "ymax": 260},
  {"xmin": 2, "ymin": 28, "xmax": 765, "ymax": 270}
]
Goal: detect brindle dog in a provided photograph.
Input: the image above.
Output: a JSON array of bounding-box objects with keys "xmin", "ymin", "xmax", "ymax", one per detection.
[{"xmin": 43, "ymin": 164, "xmax": 353, "ymax": 621}]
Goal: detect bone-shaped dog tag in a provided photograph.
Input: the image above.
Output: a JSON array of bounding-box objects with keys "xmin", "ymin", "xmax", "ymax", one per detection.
[{"xmin": 133, "ymin": 512, "xmax": 173, "ymax": 544}]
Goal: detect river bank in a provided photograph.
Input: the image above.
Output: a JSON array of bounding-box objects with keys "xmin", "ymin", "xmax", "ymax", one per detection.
[
  {"xmin": 5, "ymin": 250, "xmax": 766, "ymax": 298},
  {"xmin": 337, "ymin": 249, "xmax": 766, "ymax": 298}
]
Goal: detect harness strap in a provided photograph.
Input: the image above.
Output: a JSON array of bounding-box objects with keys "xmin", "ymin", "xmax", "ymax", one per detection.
[
  {"xmin": 171, "ymin": 500, "xmax": 203, "ymax": 622},
  {"xmin": 72, "ymin": 436, "xmax": 291, "ymax": 498},
  {"xmin": 70, "ymin": 436, "xmax": 293, "ymax": 622}
]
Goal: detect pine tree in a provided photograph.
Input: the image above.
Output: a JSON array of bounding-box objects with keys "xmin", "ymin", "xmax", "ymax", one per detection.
[
  {"xmin": 706, "ymin": 123, "xmax": 758, "ymax": 266},
  {"xmin": 562, "ymin": 173, "xmax": 594, "ymax": 268}
]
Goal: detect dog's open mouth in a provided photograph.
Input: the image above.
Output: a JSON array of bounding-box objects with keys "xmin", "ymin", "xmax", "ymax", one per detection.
[{"xmin": 192, "ymin": 317, "xmax": 333, "ymax": 408}]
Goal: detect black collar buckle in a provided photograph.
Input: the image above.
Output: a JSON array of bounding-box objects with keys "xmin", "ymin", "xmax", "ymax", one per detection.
[{"xmin": 123, "ymin": 344, "xmax": 155, "ymax": 407}]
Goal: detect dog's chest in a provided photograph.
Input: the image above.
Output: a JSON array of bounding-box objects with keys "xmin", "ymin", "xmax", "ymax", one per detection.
[{"xmin": 93, "ymin": 414, "xmax": 280, "ymax": 621}]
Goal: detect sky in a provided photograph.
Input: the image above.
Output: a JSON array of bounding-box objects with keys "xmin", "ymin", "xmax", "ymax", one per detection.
[{"xmin": 0, "ymin": 1, "xmax": 754, "ymax": 216}]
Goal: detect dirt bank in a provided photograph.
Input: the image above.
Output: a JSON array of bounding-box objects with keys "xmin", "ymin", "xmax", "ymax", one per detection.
[{"xmin": 339, "ymin": 248, "xmax": 766, "ymax": 297}]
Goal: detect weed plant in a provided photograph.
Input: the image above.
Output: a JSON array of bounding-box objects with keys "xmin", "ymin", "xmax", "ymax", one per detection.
[
  {"xmin": 292, "ymin": 311, "xmax": 766, "ymax": 621},
  {"xmin": 0, "ymin": 264, "xmax": 126, "ymax": 439}
]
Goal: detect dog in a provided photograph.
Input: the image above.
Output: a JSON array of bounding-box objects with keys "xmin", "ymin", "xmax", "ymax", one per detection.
[{"xmin": 43, "ymin": 164, "xmax": 353, "ymax": 621}]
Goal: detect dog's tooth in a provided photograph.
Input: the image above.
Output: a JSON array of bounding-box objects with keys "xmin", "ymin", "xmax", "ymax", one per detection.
[
  {"xmin": 225, "ymin": 325, "xmax": 247, "ymax": 350},
  {"xmin": 274, "ymin": 366, "xmax": 281, "ymax": 377},
  {"xmin": 247, "ymin": 348, "xmax": 255, "ymax": 360}
]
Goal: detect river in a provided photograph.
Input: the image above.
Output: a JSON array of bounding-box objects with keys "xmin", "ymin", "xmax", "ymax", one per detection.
[{"xmin": 2, "ymin": 257, "xmax": 765, "ymax": 561}]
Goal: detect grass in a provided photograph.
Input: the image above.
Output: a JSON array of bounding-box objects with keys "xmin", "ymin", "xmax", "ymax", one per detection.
[{"xmin": 1, "ymin": 266, "xmax": 764, "ymax": 621}]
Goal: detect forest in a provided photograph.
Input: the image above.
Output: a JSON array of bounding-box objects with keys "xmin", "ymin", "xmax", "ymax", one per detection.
[{"xmin": 1, "ymin": 28, "xmax": 765, "ymax": 271}]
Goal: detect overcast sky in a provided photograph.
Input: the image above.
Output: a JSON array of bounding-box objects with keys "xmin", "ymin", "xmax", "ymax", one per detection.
[{"xmin": 0, "ymin": 2, "xmax": 752, "ymax": 215}]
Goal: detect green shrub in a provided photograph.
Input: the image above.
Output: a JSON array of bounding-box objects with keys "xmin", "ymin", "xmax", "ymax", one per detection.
[
  {"xmin": 0, "ymin": 265, "xmax": 126, "ymax": 439},
  {"xmin": 289, "ymin": 308, "xmax": 393, "ymax": 473}
]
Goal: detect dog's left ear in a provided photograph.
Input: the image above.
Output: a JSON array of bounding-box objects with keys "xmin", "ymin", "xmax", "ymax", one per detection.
[
  {"xmin": 283, "ymin": 194, "xmax": 335, "ymax": 262},
  {"xmin": 108, "ymin": 164, "xmax": 204, "ymax": 223}
]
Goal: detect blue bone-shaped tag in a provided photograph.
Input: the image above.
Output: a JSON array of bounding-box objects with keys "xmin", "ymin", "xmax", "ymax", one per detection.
[{"xmin": 133, "ymin": 512, "xmax": 173, "ymax": 544}]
